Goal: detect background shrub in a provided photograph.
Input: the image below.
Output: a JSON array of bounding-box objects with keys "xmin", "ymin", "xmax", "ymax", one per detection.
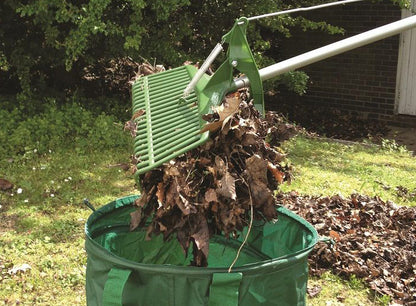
[{"xmin": 0, "ymin": 99, "xmax": 130, "ymax": 159}]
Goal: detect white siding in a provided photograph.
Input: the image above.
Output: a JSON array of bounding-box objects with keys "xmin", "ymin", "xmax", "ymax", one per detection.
[{"xmin": 396, "ymin": 0, "xmax": 416, "ymax": 115}]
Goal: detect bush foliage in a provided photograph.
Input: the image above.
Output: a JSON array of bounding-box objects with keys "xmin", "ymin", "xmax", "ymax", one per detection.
[
  {"xmin": 1, "ymin": 0, "xmax": 348, "ymax": 99},
  {"xmin": 0, "ymin": 98, "xmax": 130, "ymax": 159}
]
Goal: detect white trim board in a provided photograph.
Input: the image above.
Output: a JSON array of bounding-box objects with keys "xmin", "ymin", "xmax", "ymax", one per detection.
[{"xmin": 396, "ymin": 0, "xmax": 416, "ymax": 116}]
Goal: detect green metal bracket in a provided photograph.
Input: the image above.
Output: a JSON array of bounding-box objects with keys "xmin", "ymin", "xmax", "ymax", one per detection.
[{"xmin": 199, "ymin": 17, "xmax": 265, "ymax": 116}]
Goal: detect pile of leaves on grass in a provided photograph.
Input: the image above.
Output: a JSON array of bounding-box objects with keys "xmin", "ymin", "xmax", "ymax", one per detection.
[
  {"xmin": 130, "ymin": 90, "xmax": 297, "ymax": 266},
  {"xmin": 278, "ymin": 192, "xmax": 416, "ymax": 304}
]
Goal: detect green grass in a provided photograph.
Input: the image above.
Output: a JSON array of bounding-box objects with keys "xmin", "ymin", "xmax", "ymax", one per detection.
[
  {"xmin": 280, "ymin": 136, "xmax": 416, "ymax": 206},
  {"xmin": 307, "ymin": 273, "xmax": 391, "ymax": 306},
  {"xmin": 0, "ymin": 148, "xmax": 136, "ymax": 304},
  {"xmin": 1, "ymin": 135, "xmax": 414, "ymax": 304}
]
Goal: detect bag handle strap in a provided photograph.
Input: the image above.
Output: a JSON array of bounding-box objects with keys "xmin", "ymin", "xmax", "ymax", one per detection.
[
  {"xmin": 102, "ymin": 268, "xmax": 241, "ymax": 305},
  {"xmin": 102, "ymin": 268, "xmax": 132, "ymax": 306},
  {"xmin": 209, "ymin": 272, "xmax": 242, "ymax": 306}
]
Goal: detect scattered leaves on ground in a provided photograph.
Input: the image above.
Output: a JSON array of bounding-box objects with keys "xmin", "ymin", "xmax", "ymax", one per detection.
[
  {"xmin": 279, "ymin": 192, "xmax": 416, "ymax": 304},
  {"xmin": 0, "ymin": 178, "xmax": 13, "ymax": 191}
]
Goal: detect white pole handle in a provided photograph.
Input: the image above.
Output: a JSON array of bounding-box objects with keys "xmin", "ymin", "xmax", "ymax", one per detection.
[
  {"xmin": 248, "ymin": 0, "xmax": 364, "ymax": 21},
  {"xmin": 232, "ymin": 14, "xmax": 416, "ymax": 90}
]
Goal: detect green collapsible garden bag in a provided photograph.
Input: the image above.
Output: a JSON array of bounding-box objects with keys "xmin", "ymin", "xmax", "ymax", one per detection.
[{"xmin": 85, "ymin": 195, "xmax": 318, "ymax": 306}]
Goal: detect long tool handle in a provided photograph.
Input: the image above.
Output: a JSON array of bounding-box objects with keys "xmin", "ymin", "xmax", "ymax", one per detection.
[
  {"xmin": 231, "ymin": 14, "xmax": 416, "ymax": 90},
  {"xmin": 248, "ymin": 0, "xmax": 363, "ymax": 21}
]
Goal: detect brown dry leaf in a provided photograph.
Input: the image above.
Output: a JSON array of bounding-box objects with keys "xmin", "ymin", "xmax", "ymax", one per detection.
[
  {"xmin": 130, "ymin": 208, "xmax": 143, "ymax": 231},
  {"xmin": 0, "ymin": 178, "xmax": 13, "ymax": 191},
  {"xmin": 177, "ymin": 228, "xmax": 190, "ymax": 256},
  {"xmin": 245, "ymin": 154, "xmax": 268, "ymax": 184},
  {"xmin": 211, "ymin": 202, "xmax": 219, "ymax": 213},
  {"xmin": 156, "ymin": 182, "xmax": 165, "ymax": 206},
  {"xmin": 198, "ymin": 157, "xmax": 211, "ymax": 166},
  {"xmin": 204, "ymin": 188, "xmax": 218, "ymax": 203},
  {"xmin": 214, "ymin": 155, "xmax": 226, "ymax": 177},
  {"xmin": 191, "ymin": 216, "xmax": 210, "ymax": 258},
  {"xmin": 166, "ymin": 165, "xmax": 180, "ymax": 176},
  {"xmin": 217, "ymin": 171, "xmax": 236, "ymax": 200},
  {"xmin": 158, "ymin": 221, "xmax": 167, "ymax": 232},
  {"xmin": 141, "ymin": 63, "xmax": 157, "ymax": 75},
  {"xmin": 267, "ymin": 162, "xmax": 284, "ymax": 184},
  {"xmin": 280, "ymin": 192, "xmax": 416, "ymax": 304},
  {"xmin": 199, "ymin": 121, "xmax": 222, "ymax": 134},
  {"xmin": 145, "ymin": 223, "xmax": 154, "ymax": 241},
  {"xmin": 242, "ymin": 131, "xmax": 260, "ymax": 146},
  {"xmin": 178, "ymin": 193, "xmax": 195, "ymax": 215},
  {"xmin": 134, "ymin": 185, "xmax": 155, "ymax": 208},
  {"xmin": 165, "ymin": 180, "xmax": 179, "ymax": 209},
  {"xmin": 329, "ymin": 230, "xmax": 341, "ymax": 242},
  {"xmin": 307, "ymin": 285, "xmax": 322, "ymax": 298},
  {"xmin": 199, "ymin": 95, "xmax": 241, "ymax": 134},
  {"xmin": 124, "ymin": 109, "xmax": 145, "ymax": 137},
  {"xmin": 244, "ymin": 156, "xmax": 277, "ymax": 219},
  {"xmin": 132, "ymin": 109, "xmax": 145, "ymax": 120}
]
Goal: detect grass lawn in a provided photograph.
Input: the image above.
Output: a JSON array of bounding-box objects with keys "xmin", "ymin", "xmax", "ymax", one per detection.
[
  {"xmin": 281, "ymin": 136, "xmax": 416, "ymax": 207},
  {"xmin": 1, "ymin": 135, "xmax": 414, "ymax": 304},
  {"xmin": 0, "ymin": 148, "xmax": 136, "ymax": 304}
]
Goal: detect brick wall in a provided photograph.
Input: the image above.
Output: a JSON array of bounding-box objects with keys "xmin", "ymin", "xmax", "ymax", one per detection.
[{"xmin": 268, "ymin": 0, "xmax": 416, "ymax": 127}]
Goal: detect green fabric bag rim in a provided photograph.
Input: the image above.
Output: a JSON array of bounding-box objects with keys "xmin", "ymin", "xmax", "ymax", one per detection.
[{"xmin": 85, "ymin": 195, "xmax": 318, "ymax": 275}]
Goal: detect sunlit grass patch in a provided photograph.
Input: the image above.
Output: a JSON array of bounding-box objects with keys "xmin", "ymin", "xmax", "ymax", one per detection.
[
  {"xmin": 307, "ymin": 272, "xmax": 391, "ymax": 306},
  {"xmin": 281, "ymin": 136, "xmax": 416, "ymax": 206}
]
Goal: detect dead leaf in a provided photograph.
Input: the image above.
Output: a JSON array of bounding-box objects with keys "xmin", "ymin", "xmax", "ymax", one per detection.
[
  {"xmin": 165, "ymin": 180, "xmax": 179, "ymax": 209},
  {"xmin": 177, "ymin": 228, "xmax": 190, "ymax": 256},
  {"xmin": 307, "ymin": 285, "xmax": 322, "ymax": 298},
  {"xmin": 267, "ymin": 162, "xmax": 284, "ymax": 184},
  {"xmin": 124, "ymin": 120, "xmax": 137, "ymax": 137},
  {"xmin": 329, "ymin": 230, "xmax": 341, "ymax": 242},
  {"xmin": 134, "ymin": 185, "xmax": 155, "ymax": 208},
  {"xmin": 130, "ymin": 208, "xmax": 143, "ymax": 231},
  {"xmin": 0, "ymin": 178, "xmax": 13, "ymax": 191},
  {"xmin": 158, "ymin": 221, "xmax": 167, "ymax": 232},
  {"xmin": 177, "ymin": 192, "xmax": 195, "ymax": 215},
  {"xmin": 245, "ymin": 155, "xmax": 268, "ymax": 184},
  {"xmin": 132, "ymin": 109, "xmax": 145, "ymax": 120},
  {"xmin": 199, "ymin": 120, "xmax": 222, "ymax": 134},
  {"xmin": 280, "ymin": 192, "xmax": 416, "ymax": 303},
  {"xmin": 200, "ymin": 95, "xmax": 241, "ymax": 133},
  {"xmin": 214, "ymin": 155, "xmax": 226, "ymax": 177},
  {"xmin": 198, "ymin": 157, "xmax": 211, "ymax": 166},
  {"xmin": 204, "ymin": 188, "xmax": 218, "ymax": 203},
  {"xmin": 191, "ymin": 216, "xmax": 210, "ymax": 258},
  {"xmin": 165, "ymin": 165, "xmax": 180, "ymax": 177},
  {"xmin": 241, "ymin": 131, "xmax": 260, "ymax": 146},
  {"xmin": 216, "ymin": 171, "xmax": 236, "ymax": 200},
  {"xmin": 156, "ymin": 182, "xmax": 165, "ymax": 206}
]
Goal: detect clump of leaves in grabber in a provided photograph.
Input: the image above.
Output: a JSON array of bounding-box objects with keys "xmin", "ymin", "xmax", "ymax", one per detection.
[{"xmin": 130, "ymin": 90, "xmax": 298, "ymax": 267}]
